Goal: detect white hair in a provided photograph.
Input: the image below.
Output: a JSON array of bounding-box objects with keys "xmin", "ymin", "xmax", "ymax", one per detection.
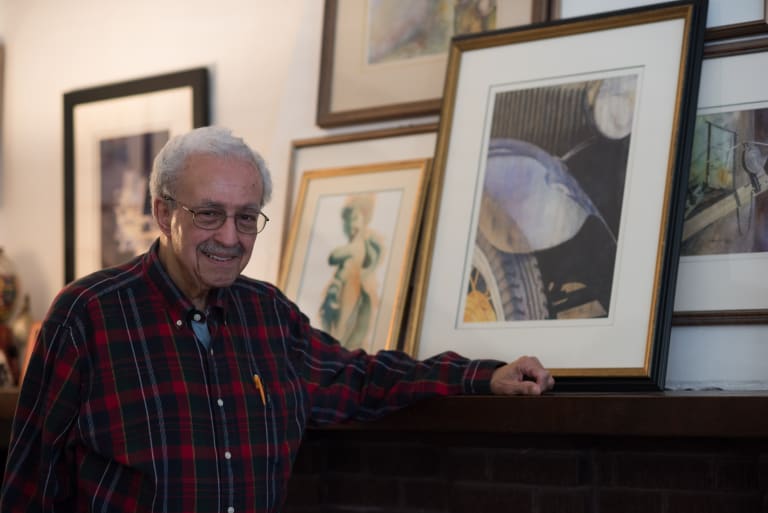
[{"xmin": 149, "ymin": 126, "xmax": 273, "ymax": 214}]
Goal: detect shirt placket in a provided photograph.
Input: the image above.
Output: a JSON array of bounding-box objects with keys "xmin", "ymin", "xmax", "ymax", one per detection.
[{"xmin": 206, "ymin": 343, "xmax": 238, "ymax": 513}]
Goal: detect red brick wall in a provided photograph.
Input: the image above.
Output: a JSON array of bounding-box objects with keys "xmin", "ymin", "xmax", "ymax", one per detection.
[{"xmin": 284, "ymin": 430, "xmax": 768, "ymax": 513}]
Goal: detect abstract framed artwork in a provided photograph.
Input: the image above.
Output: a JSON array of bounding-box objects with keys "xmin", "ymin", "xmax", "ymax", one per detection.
[
  {"xmin": 63, "ymin": 68, "xmax": 209, "ymax": 283},
  {"xmin": 279, "ymin": 159, "xmax": 431, "ymax": 355},
  {"xmin": 403, "ymin": 1, "xmax": 708, "ymax": 390},
  {"xmin": 316, "ymin": 0, "xmax": 551, "ymax": 127},
  {"xmin": 673, "ymin": 37, "xmax": 768, "ymax": 326}
]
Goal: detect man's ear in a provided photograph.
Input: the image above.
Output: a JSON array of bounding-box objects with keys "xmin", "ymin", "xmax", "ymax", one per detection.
[{"xmin": 154, "ymin": 197, "xmax": 172, "ymax": 236}]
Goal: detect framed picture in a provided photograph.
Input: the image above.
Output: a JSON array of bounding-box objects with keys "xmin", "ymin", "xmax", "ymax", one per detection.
[
  {"xmin": 673, "ymin": 37, "xmax": 768, "ymax": 326},
  {"xmin": 283, "ymin": 124, "xmax": 438, "ymax": 253},
  {"xmin": 704, "ymin": 0, "xmax": 768, "ymax": 41},
  {"xmin": 63, "ymin": 68, "xmax": 209, "ymax": 283},
  {"xmin": 316, "ymin": 0, "xmax": 552, "ymax": 127},
  {"xmin": 279, "ymin": 159, "xmax": 431, "ymax": 354},
  {"xmin": 551, "ymin": 0, "xmax": 766, "ymax": 35},
  {"xmin": 402, "ymin": 1, "xmax": 707, "ymax": 390}
]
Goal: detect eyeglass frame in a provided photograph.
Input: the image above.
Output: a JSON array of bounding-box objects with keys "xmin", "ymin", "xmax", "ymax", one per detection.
[{"xmin": 162, "ymin": 195, "xmax": 269, "ymax": 234}]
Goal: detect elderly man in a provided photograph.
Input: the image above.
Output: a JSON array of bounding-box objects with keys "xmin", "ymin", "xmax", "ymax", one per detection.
[{"xmin": 0, "ymin": 126, "xmax": 554, "ymax": 513}]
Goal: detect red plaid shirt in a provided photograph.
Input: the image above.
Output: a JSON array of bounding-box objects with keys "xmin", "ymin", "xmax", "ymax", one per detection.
[{"xmin": 0, "ymin": 241, "xmax": 501, "ymax": 512}]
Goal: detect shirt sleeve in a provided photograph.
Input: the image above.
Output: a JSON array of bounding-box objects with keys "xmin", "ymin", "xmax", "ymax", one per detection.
[
  {"xmin": 0, "ymin": 321, "xmax": 83, "ymax": 512},
  {"xmin": 290, "ymin": 310, "xmax": 503, "ymax": 425}
]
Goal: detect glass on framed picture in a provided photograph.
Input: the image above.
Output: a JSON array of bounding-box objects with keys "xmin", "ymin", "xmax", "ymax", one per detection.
[
  {"xmin": 681, "ymin": 104, "xmax": 768, "ymax": 257},
  {"xmin": 366, "ymin": 0, "xmax": 499, "ymax": 64},
  {"xmin": 99, "ymin": 131, "xmax": 169, "ymax": 268}
]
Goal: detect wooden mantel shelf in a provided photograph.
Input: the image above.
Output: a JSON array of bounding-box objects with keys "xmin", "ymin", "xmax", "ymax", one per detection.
[
  {"xmin": 325, "ymin": 392, "xmax": 768, "ymax": 439},
  {"xmin": 2, "ymin": 390, "xmax": 767, "ymax": 444}
]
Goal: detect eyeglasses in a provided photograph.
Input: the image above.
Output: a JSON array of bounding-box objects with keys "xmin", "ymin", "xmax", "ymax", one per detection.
[{"xmin": 164, "ymin": 196, "xmax": 269, "ymax": 234}]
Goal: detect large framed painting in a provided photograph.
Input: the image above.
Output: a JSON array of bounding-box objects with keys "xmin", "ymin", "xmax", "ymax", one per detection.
[
  {"xmin": 63, "ymin": 68, "xmax": 209, "ymax": 284},
  {"xmin": 403, "ymin": 1, "xmax": 708, "ymax": 390},
  {"xmin": 316, "ymin": 0, "xmax": 552, "ymax": 127},
  {"xmin": 673, "ymin": 38, "xmax": 768, "ymax": 326},
  {"xmin": 279, "ymin": 159, "xmax": 431, "ymax": 354}
]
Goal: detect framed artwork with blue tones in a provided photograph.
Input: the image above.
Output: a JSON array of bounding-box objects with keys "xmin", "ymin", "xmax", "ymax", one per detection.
[
  {"xmin": 279, "ymin": 159, "xmax": 431, "ymax": 355},
  {"xmin": 63, "ymin": 68, "xmax": 208, "ymax": 284},
  {"xmin": 673, "ymin": 36, "xmax": 768, "ymax": 326},
  {"xmin": 404, "ymin": 1, "xmax": 708, "ymax": 391}
]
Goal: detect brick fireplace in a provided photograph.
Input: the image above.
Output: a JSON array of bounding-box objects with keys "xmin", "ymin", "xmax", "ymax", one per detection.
[
  {"xmin": 283, "ymin": 394, "xmax": 768, "ymax": 513},
  {"xmin": 1, "ymin": 391, "xmax": 767, "ymax": 512}
]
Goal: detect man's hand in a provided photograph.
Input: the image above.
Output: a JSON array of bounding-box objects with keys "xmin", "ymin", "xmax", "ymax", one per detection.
[{"xmin": 490, "ymin": 355, "xmax": 555, "ymax": 395}]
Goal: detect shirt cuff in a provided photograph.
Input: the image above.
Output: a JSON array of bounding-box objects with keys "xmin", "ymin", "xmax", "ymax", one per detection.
[{"xmin": 462, "ymin": 359, "xmax": 506, "ymax": 395}]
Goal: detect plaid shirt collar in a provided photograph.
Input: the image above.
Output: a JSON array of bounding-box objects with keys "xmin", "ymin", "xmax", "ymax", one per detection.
[{"xmin": 144, "ymin": 238, "xmax": 228, "ymax": 324}]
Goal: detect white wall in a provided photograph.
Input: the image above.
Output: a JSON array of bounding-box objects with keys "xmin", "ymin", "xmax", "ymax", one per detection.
[
  {"xmin": 0, "ymin": 0, "xmax": 765, "ymax": 390},
  {"xmin": 0, "ymin": 0, "xmax": 331, "ymax": 311}
]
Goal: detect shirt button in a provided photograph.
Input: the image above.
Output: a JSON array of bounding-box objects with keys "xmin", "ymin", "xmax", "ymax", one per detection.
[
  {"xmin": 175, "ymin": 320, "xmax": 182, "ymax": 327},
  {"xmin": 210, "ymin": 349, "xmax": 214, "ymax": 355},
  {"xmin": 217, "ymin": 399, "xmax": 224, "ymax": 407},
  {"xmin": 224, "ymin": 451, "xmax": 232, "ymax": 459}
]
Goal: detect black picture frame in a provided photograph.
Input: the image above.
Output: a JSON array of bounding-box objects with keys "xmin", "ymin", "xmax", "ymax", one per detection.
[{"xmin": 63, "ymin": 68, "xmax": 209, "ymax": 284}]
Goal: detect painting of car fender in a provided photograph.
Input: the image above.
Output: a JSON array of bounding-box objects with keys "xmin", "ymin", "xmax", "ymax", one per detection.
[{"xmin": 463, "ymin": 74, "xmax": 636, "ymax": 322}]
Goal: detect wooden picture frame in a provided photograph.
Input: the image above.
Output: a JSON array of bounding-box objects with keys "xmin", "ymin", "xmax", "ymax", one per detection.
[
  {"xmin": 704, "ymin": 0, "xmax": 768, "ymax": 41},
  {"xmin": 316, "ymin": 0, "xmax": 551, "ymax": 127},
  {"xmin": 279, "ymin": 159, "xmax": 431, "ymax": 355},
  {"xmin": 403, "ymin": 1, "xmax": 707, "ymax": 391},
  {"xmin": 283, "ymin": 124, "xmax": 438, "ymax": 256},
  {"xmin": 672, "ymin": 37, "xmax": 768, "ymax": 326},
  {"xmin": 63, "ymin": 68, "xmax": 209, "ymax": 283}
]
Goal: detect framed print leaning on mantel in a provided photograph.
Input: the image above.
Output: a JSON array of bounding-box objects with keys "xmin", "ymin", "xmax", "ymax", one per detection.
[
  {"xmin": 279, "ymin": 159, "xmax": 431, "ymax": 355},
  {"xmin": 63, "ymin": 68, "xmax": 209, "ymax": 284},
  {"xmin": 673, "ymin": 37, "xmax": 768, "ymax": 326},
  {"xmin": 316, "ymin": 0, "xmax": 552, "ymax": 127},
  {"xmin": 283, "ymin": 124, "xmax": 438, "ymax": 254},
  {"xmin": 403, "ymin": 0, "xmax": 708, "ymax": 391}
]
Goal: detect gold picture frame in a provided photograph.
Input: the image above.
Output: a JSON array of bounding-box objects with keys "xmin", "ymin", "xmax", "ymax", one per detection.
[
  {"xmin": 403, "ymin": 1, "xmax": 707, "ymax": 390},
  {"xmin": 279, "ymin": 159, "xmax": 431, "ymax": 355}
]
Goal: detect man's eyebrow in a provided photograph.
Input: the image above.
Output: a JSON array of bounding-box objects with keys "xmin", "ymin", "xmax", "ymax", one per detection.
[{"xmin": 196, "ymin": 199, "xmax": 261, "ymax": 211}]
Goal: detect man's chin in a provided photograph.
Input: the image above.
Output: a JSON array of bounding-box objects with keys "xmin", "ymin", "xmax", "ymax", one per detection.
[
  {"xmin": 198, "ymin": 261, "xmax": 244, "ymax": 288},
  {"xmin": 202, "ymin": 274, "xmax": 239, "ymax": 290}
]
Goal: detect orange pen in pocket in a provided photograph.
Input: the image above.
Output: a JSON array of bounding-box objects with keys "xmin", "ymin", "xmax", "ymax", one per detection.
[{"xmin": 253, "ymin": 374, "xmax": 266, "ymax": 405}]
